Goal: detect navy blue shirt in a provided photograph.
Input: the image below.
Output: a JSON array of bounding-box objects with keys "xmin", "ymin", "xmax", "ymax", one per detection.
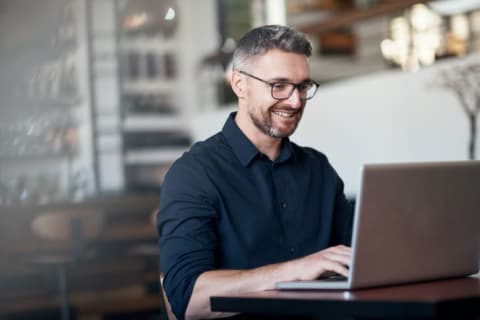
[{"xmin": 157, "ymin": 112, "xmax": 354, "ymax": 320}]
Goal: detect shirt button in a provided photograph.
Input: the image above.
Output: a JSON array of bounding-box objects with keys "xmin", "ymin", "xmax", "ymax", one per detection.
[
  {"xmin": 281, "ymin": 202, "xmax": 288, "ymax": 209},
  {"xmin": 289, "ymin": 247, "xmax": 295, "ymax": 254}
]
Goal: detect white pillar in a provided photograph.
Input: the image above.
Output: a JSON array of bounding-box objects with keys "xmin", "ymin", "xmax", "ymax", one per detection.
[{"xmin": 265, "ymin": 0, "xmax": 287, "ymax": 25}]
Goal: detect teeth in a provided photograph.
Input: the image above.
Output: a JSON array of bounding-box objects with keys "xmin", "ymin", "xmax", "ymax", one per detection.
[{"xmin": 273, "ymin": 111, "xmax": 294, "ymax": 118}]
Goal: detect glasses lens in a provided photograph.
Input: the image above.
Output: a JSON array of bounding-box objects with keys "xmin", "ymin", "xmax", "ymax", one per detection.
[
  {"xmin": 272, "ymin": 83, "xmax": 295, "ymax": 99},
  {"xmin": 271, "ymin": 81, "xmax": 319, "ymax": 100},
  {"xmin": 306, "ymin": 82, "xmax": 318, "ymax": 100}
]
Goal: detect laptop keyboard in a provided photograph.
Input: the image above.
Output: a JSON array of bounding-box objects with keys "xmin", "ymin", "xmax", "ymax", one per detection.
[{"xmin": 320, "ymin": 274, "xmax": 348, "ymax": 282}]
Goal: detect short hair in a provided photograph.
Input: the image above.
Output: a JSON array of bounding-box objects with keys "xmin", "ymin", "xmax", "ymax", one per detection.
[{"xmin": 232, "ymin": 24, "xmax": 312, "ymax": 70}]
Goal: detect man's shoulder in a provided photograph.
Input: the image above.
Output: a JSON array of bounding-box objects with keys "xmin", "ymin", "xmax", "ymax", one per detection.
[
  {"xmin": 162, "ymin": 132, "xmax": 232, "ymax": 194},
  {"xmin": 181, "ymin": 133, "xmax": 227, "ymax": 160},
  {"xmin": 290, "ymin": 141, "xmax": 328, "ymax": 162},
  {"xmin": 170, "ymin": 132, "xmax": 230, "ymax": 172},
  {"xmin": 191, "ymin": 132, "xmax": 227, "ymax": 152},
  {"xmin": 290, "ymin": 143, "xmax": 342, "ymax": 182}
]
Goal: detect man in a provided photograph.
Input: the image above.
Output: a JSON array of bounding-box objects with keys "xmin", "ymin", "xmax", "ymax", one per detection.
[{"xmin": 157, "ymin": 25, "xmax": 354, "ymax": 320}]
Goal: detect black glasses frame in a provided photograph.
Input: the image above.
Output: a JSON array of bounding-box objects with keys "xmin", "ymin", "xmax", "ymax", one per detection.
[{"xmin": 237, "ymin": 70, "xmax": 319, "ymax": 100}]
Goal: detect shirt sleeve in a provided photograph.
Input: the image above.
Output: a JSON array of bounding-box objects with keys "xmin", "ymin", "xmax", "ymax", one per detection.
[{"xmin": 156, "ymin": 156, "xmax": 218, "ymax": 320}]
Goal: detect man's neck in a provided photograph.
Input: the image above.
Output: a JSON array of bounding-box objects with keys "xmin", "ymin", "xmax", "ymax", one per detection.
[
  {"xmin": 254, "ymin": 135, "xmax": 282, "ymax": 161},
  {"xmin": 235, "ymin": 112, "xmax": 282, "ymax": 161}
]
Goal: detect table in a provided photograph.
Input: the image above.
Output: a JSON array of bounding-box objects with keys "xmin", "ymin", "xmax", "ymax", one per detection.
[{"xmin": 210, "ymin": 276, "xmax": 480, "ymax": 319}]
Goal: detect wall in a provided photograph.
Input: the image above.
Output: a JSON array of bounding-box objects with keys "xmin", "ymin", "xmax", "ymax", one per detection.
[
  {"xmin": 176, "ymin": 0, "xmax": 219, "ymax": 118},
  {"xmin": 190, "ymin": 54, "xmax": 480, "ymax": 197}
]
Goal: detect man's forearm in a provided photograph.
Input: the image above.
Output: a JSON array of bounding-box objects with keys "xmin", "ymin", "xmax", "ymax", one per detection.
[
  {"xmin": 185, "ymin": 261, "xmax": 292, "ymax": 320},
  {"xmin": 184, "ymin": 245, "xmax": 351, "ymax": 320}
]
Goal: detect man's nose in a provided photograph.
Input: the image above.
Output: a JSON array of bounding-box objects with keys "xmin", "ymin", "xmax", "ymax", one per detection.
[{"xmin": 286, "ymin": 87, "xmax": 303, "ymax": 108}]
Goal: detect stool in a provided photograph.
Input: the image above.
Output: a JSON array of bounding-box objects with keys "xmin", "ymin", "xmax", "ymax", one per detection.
[{"xmin": 29, "ymin": 209, "xmax": 105, "ymax": 320}]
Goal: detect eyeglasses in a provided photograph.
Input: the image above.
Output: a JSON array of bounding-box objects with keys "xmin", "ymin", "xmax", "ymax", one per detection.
[{"xmin": 237, "ymin": 70, "xmax": 319, "ymax": 101}]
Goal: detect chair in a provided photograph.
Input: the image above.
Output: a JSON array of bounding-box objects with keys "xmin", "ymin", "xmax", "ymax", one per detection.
[
  {"xmin": 148, "ymin": 207, "xmax": 176, "ymax": 320},
  {"xmin": 125, "ymin": 206, "xmax": 174, "ymax": 319},
  {"xmin": 29, "ymin": 209, "xmax": 105, "ymax": 320}
]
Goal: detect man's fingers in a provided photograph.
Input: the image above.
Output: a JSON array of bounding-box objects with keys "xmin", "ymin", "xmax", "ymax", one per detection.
[
  {"xmin": 323, "ymin": 246, "xmax": 352, "ymax": 265},
  {"xmin": 328, "ymin": 245, "xmax": 352, "ymax": 256},
  {"xmin": 296, "ymin": 245, "xmax": 352, "ymax": 280},
  {"xmin": 322, "ymin": 260, "xmax": 350, "ymax": 277},
  {"xmin": 319, "ymin": 245, "xmax": 352, "ymax": 277},
  {"xmin": 325, "ymin": 252, "xmax": 351, "ymax": 266}
]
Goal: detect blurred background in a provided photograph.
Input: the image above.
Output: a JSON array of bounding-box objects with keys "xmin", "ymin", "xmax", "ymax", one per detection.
[{"xmin": 1, "ymin": 0, "xmax": 479, "ymax": 319}]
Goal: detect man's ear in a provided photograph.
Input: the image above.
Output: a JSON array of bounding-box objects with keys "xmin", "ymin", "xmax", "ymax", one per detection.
[{"xmin": 231, "ymin": 70, "xmax": 246, "ymax": 99}]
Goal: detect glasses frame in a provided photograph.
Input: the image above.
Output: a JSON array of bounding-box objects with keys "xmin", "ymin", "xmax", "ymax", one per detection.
[{"xmin": 237, "ymin": 70, "xmax": 319, "ymax": 101}]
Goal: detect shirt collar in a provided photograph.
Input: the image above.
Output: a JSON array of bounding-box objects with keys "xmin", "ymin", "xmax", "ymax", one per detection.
[{"xmin": 222, "ymin": 112, "xmax": 295, "ymax": 167}]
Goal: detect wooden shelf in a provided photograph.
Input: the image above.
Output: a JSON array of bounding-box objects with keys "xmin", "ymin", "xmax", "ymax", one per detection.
[
  {"xmin": 298, "ymin": 0, "xmax": 430, "ymax": 34},
  {"xmin": 122, "ymin": 79, "xmax": 178, "ymax": 93},
  {"xmin": 125, "ymin": 147, "xmax": 186, "ymax": 164},
  {"xmin": 123, "ymin": 114, "xmax": 188, "ymax": 131},
  {"xmin": 119, "ymin": 37, "xmax": 176, "ymax": 53}
]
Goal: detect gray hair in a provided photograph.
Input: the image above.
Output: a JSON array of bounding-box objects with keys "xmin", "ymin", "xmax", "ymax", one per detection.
[{"xmin": 231, "ymin": 25, "xmax": 312, "ymax": 70}]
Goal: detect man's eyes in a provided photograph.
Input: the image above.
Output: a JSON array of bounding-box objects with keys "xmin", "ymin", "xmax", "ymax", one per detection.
[
  {"xmin": 298, "ymin": 83, "xmax": 311, "ymax": 91},
  {"xmin": 272, "ymin": 82, "xmax": 291, "ymax": 90},
  {"xmin": 272, "ymin": 82, "xmax": 312, "ymax": 91}
]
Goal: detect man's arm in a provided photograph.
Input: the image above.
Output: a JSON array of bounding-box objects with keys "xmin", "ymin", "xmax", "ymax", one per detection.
[
  {"xmin": 185, "ymin": 245, "xmax": 351, "ymax": 320},
  {"xmin": 159, "ymin": 150, "xmax": 354, "ymax": 320}
]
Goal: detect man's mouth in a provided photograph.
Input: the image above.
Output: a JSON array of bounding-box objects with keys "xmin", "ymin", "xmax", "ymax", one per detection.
[{"xmin": 272, "ymin": 110, "xmax": 297, "ymax": 118}]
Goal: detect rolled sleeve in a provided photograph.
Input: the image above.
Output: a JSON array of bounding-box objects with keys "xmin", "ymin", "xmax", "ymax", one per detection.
[{"xmin": 157, "ymin": 158, "xmax": 218, "ymax": 320}]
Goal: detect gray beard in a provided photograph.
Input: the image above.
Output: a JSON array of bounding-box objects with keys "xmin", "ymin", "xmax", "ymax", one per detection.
[{"xmin": 249, "ymin": 111, "xmax": 286, "ymax": 138}]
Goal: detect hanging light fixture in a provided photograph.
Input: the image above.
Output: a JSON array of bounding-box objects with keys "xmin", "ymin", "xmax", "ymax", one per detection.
[
  {"xmin": 381, "ymin": 3, "xmax": 443, "ymax": 71},
  {"xmin": 119, "ymin": 0, "xmax": 178, "ymax": 38}
]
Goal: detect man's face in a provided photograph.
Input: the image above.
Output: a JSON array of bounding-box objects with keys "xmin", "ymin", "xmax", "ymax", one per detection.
[{"xmin": 243, "ymin": 49, "xmax": 310, "ymax": 139}]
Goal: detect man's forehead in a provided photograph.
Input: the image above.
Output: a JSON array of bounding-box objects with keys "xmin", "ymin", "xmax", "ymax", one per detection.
[{"xmin": 249, "ymin": 51, "xmax": 311, "ymax": 80}]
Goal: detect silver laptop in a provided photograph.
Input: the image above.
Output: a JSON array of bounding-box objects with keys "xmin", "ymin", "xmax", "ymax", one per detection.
[{"xmin": 276, "ymin": 161, "xmax": 480, "ymax": 290}]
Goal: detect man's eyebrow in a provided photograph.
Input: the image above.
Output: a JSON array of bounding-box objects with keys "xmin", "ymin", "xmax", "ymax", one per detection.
[{"xmin": 269, "ymin": 77, "xmax": 313, "ymax": 83}]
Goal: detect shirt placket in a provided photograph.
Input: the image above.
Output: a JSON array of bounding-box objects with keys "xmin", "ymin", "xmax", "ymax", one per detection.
[{"xmin": 270, "ymin": 162, "xmax": 298, "ymax": 259}]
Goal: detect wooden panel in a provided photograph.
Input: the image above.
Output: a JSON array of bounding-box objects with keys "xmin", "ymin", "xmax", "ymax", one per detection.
[{"xmin": 0, "ymin": 193, "xmax": 163, "ymax": 318}]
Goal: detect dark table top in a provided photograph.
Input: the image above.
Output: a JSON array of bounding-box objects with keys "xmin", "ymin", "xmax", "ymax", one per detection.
[{"xmin": 211, "ymin": 276, "xmax": 480, "ymax": 319}]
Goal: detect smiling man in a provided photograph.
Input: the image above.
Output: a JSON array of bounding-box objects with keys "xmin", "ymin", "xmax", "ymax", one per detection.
[{"xmin": 157, "ymin": 25, "xmax": 354, "ymax": 320}]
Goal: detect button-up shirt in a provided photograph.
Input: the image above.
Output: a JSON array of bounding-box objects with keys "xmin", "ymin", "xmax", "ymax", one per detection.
[{"xmin": 157, "ymin": 112, "xmax": 354, "ymax": 320}]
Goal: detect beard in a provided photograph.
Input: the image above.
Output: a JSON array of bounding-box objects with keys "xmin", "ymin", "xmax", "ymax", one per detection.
[{"xmin": 248, "ymin": 105, "xmax": 303, "ymax": 138}]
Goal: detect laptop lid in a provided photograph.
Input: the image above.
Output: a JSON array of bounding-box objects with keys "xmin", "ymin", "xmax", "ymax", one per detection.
[
  {"xmin": 276, "ymin": 161, "xmax": 480, "ymax": 291},
  {"xmin": 349, "ymin": 160, "xmax": 480, "ymax": 288}
]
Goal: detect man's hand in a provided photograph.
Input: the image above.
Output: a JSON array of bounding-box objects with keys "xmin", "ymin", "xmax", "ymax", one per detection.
[
  {"xmin": 184, "ymin": 245, "xmax": 352, "ymax": 320},
  {"xmin": 290, "ymin": 245, "xmax": 352, "ymax": 280}
]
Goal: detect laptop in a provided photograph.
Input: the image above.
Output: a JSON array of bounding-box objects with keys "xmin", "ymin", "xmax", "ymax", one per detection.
[{"xmin": 276, "ymin": 161, "xmax": 480, "ymax": 290}]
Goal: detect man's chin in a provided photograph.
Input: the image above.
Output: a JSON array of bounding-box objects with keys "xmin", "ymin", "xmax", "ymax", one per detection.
[
  {"xmin": 269, "ymin": 126, "xmax": 297, "ymax": 138},
  {"xmin": 273, "ymin": 115, "xmax": 301, "ymax": 130}
]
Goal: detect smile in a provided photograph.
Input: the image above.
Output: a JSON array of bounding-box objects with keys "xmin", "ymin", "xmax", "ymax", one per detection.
[{"xmin": 272, "ymin": 110, "xmax": 297, "ymax": 118}]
